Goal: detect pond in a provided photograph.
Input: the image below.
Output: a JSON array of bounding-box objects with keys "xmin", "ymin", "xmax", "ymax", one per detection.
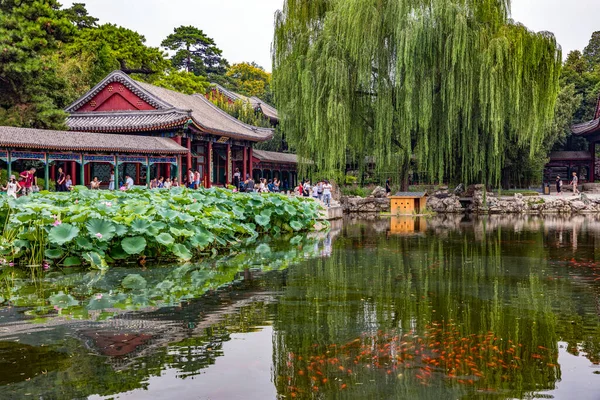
[{"xmin": 1, "ymin": 215, "xmax": 600, "ymax": 399}]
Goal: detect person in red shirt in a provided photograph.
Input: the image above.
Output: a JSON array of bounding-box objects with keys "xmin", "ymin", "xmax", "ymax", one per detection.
[{"xmin": 19, "ymin": 168, "xmax": 36, "ymax": 196}]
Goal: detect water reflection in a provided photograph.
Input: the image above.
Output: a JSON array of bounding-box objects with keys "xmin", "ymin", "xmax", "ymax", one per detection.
[{"xmin": 0, "ymin": 216, "xmax": 600, "ymax": 399}]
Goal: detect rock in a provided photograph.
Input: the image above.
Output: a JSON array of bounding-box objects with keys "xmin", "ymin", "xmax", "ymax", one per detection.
[
  {"xmin": 340, "ymin": 195, "xmax": 390, "ymax": 213},
  {"xmin": 570, "ymin": 200, "xmax": 586, "ymax": 212},
  {"xmin": 371, "ymin": 186, "xmax": 387, "ymax": 198},
  {"xmin": 465, "ymin": 184, "xmax": 485, "ymax": 197},
  {"xmin": 453, "ymin": 183, "xmax": 465, "ymax": 196}
]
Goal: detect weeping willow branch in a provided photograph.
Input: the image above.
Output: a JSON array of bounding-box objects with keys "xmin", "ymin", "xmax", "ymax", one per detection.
[{"xmin": 273, "ymin": 0, "xmax": 562, "ymax": 185}]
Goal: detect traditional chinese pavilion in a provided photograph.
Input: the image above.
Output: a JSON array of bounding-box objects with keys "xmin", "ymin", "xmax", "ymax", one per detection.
[
  {"xmin": 0, "ymin": 70, "xmax": 299, "ymax": 190},
  {"xmin": 544, "ymin": 97, "xmax": 600, "ymax": 183}
]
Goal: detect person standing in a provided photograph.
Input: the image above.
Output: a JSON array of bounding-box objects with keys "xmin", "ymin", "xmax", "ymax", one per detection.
[
  {"xmin": 19, "ymin": 168, "xmax": 36, "ymax": 196},
  {"xmin": 108, "ymin": 169, "xmax": 115, "ymax": 191},
  {"xmin": 56, "ymin": 167, "xmax": 66, "ymax": 192},
  {"xmin": 303, "ymin": 180, "xmax": 311, "ymax": 197},
  {"xmin": 125, "ymin": 174, "xmax": 134, "ymax": 190},
  {"xmin": 187, "ymin": 169, "xmax": 194, "ymax": 189},
  {"xmin": 194, "ymin": 170, "xmax": 201, "ymax": 189},
  {"xmin": 322, "ymin": 180, "xmax": 333, "ymax": 207},
  {"xmin": 2, "ymin": 175, "xmax": 21, "ymax": 199},
  {"xmin": 386, "ymin": 177, "xmax": 392, "ymax": 196},
  {"xmin": 555, "ymin": 175, "xmax": 562, "ymax": 196},
  {"xmin": 570, "ymin": 171, "xmax": 580, "ymax": 195},
  {"xmin": 233, "ymin": 168, "xmax": 241, "ymax": 190},
  {"xmin": 65, "ymin": 175, "xmax": 73, "ymax": 191}
]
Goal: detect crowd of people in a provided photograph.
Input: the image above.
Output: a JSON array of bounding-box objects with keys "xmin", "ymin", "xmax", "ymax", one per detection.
[{"xmin": 295, "ymin": 179, "xmax": 334, "ymax": 207}]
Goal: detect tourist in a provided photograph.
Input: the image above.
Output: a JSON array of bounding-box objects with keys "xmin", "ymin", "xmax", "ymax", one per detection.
[
  {"xmin": 194, "ymin": 170, "xmax": 201, "ymax": 189},
  {"xmin": 90, "ymin": 177, "xmax": 101, "ymax": 190},
  {"xmin": 312, "ymin": 184, "xmax": 320, "ymax": 199},
  {"xmin": 570, "ymin": 172, "xmax": 579, "ymax": 195},
  {"xmin": 267, "ymin": 179, "xmax": 275, "ymax": 192},
  {"xmin": 187, "ymin": 169, "xmax": 194, "ymax": 189},
  {"xmin": 303, "ymin": 180, "xmax": 311, "ymax": 197},
  {"xmin": 296, "ymin": 181, "xmax": 304, "ymax": 196},
  {"xmin": 158, "ymin": 177, "xmax": 165, "ymax": 188},
  {"xmin": 273, "ymin": 177, "xmax": 281, "ymax": 192},
  {"xmin": 556, "ymin": 175, "xmax": 562, "ymax": 196},
  {"xmin": 258, "ymin": 178, "xmax": 266, "ymax": 193},
  {"xmin": 65, "ymin": 175, "xmax": 73, "ymax": 191},
  {"xmin": 150, "ymin": 177, "xmax": 158, "ymax": 189},
  {"xmin": 56, "ymin": 167, "xmax": 66, "ymax": 192},
  {"xmin": 172, "ymin": 177, "xmax": 180, "ymax": 188},
  {"xmin": 2, "ymin": 175, "xmax": 21, "ymax": 199},
  {"xmin": 164, "ymin": 178, "xmax": 172, "ymax": 189},
  {"xmin": 316, "ymin": 180, "xmax": 324, "ymax": 200},
  {"xmin": 233, "ymin": 168, "xmax": 241, "ymax": 190},
  {"xmin": 109, "ymin": 169, "xmax": 115, "ymax": 190},
  {"xmin": 19, "ymin": 168, "xmax": 36, "ymax": 196},
  {"xmin": 386, "ymin": 177, "xmax": 392, "ymax": 196},
  {"xmin": 125, "ymin": 174, "xmax": 134, "ymax": 190},
  {"xmin": 245, "ymin": 174, "xmax": 255, "ymax": 193},
  {"xmin": 323, "ymin": 180, "xmax": 333, "ymax": 207}
]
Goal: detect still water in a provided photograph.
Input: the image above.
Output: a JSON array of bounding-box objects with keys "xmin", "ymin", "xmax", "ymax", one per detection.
[{"xmin": 1, "ymin": 216, "xmax": 600, "ymax": 399}]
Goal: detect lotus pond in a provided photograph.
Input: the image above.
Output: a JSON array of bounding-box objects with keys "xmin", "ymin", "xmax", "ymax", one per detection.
[
  {"xmin": 0, "ymin": 187, "xmax": 321, "ymax": 269},
  {"xmin": 2, "ymin": 215, "xmax": 600, "ymax": 399}
]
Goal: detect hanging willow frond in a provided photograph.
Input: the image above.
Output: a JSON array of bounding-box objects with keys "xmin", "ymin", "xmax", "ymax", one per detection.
[{"xmin": 273, "ymin": 0, "xmax": 561, "ymax": 185}]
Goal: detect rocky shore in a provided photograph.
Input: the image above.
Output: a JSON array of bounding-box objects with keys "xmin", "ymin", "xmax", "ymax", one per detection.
[
  {"xmin": 427, "ymin": 185, "xmax": 600, "ymax": 214},
  {"xmin": 340, "ymin": 186, "xmax": 391, "ymax": 213}
]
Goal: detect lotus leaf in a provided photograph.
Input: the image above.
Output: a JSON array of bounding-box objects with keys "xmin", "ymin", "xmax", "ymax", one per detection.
[
  {"xmin": 122, "ymin": 274, "xmax": 147, "ymax": 290},
  {"xmin": 255, "ymin": 214, "xmax": 270, "ymax": 227},
  {"xmin": 121, "ymin": 237, "xmax": 147, "ymax": 255},
  {"xmin": 170, "ymin": 227, "xmax": 194, "ymax": 238},
  {"xmin": 49, "ymin": 291, "xmax": 79, "ymax": 308},
  {"xmin": 87, "ymin": 295, "xmax": 115, "ymax": 310},
  {"xmin": 62, "ymin": 256, "xmax": 82, "ymax": 267},
  {"xmin": 130, "ymin": 219, "xmax": 152, "ymax": 234},
  {"xmin": 113, "ymin": 224, "xmax": 128, "ymax": 237},
  {"xmin": 290, "ymin": 221, "xmax": 303, "ymax": 231},
  {"xmin": 156, "ymin": 233, "xmax": 175, "ymax": 246},
  {"xmin": 75, "ymin": 237, "xmax": 94, "ymax": 250},
  {"xmin": 172, "ymin": 244, "xmax": 192, "ymax": 261},
  {"xmin": 44, "ymin": 248, "xmax": 64, "ymax": 259},
  {"xmin": 284, "ymin": 204, "xmax": 297, "ymax": 215},
  {"xmin": 48, "ymin": 224, "xmax": 80, "ymax": 246},
  {"xmin": 86, "ymin": 219, "xmax": 116, "ymax": 242},
  {"xmin": 255, "ymin": 243, "xmax": 271, "ymax": 254}
]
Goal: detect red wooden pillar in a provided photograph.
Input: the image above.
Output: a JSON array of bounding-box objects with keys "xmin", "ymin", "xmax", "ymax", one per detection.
[
  {"xmin": 590, "ymin": 142, "xmax": 596, "ymax": 182},
  {"xmin": 84, "ymin": 164, "xmax": 90, "ymax": 186},
  {"xmin": 166, "ymin": 163, "xmax": 171, "ymax": 179},
  {"xmin": 173, "ymin": 137, "xmax": 182, "ymax": 182},
  {"xmin": 136, "ymin": 163, "xmax": 141, "ymax": 184},
  {"xmin": 207, "ymin": 141, "xmax": 213, "ymax": 188},
  {"xmin": 242, "ymin": 146, "xmax": 248, "ymax": 180},
  {"xmin": 71, "ymin": 161, "xmax": 76, "ymax": 185},
  {"xmin": 248, "ymin": 146, "xmax": 253, "ymax": 179},
  {"xmin": 226, "ymin": 143, "xmax": 231, "ymax": 186},
  {"xmin": 186, "ymin": 137, "xmax": 192, "ymax": 180},
  {"xmin": 50, "ymin": 164, "xmax": 56, "ymax": 181}
]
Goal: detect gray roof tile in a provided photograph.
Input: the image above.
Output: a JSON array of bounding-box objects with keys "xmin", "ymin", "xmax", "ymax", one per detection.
[
  {"xmin": 67, "ymin": 109, "xmax": 190, "ymax": 132},
  {"xmin": 0, "ymin": 126, "xmax": 188, "ymax": 154}
]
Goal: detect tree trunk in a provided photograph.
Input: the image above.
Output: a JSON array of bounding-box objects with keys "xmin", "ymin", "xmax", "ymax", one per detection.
[{"xmin": 398, "ymin": 156, "xmax": 411, "ymax": 192}]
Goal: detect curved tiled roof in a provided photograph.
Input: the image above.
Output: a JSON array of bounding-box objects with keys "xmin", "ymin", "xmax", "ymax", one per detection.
[
  {"xmin": 67, "ymin": 109, "xmax": 190, "ymax": 132},
  {"xmin": 211, "ymin": 84, "xmax": 279, "ymax": 122},
  {"xmin": 253, "ymin": 150, "xmax": 297, "ymax": 164},
  {"xmin": 135, "ymin": 81, "xmax": 274, "ymax": 141},
  {"xmin": 0, "ymin": 126, "xmax": 188, "ymax": 154},
  {"xmin": 549, "ymin": 151, "xmax": 592, "ymax": 161},
  {"xmin": 572, "ymin": 118, "xmax": 600, "ymax": 136},
  {"xmin": 66, "ymin": 71, "xmax": 274, "ymax": 142}
]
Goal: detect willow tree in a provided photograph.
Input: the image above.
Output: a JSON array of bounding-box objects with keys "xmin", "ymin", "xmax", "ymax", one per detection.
[{"xmin": 273, "ymin": 0, "xmax": 562, "ymax": 187}]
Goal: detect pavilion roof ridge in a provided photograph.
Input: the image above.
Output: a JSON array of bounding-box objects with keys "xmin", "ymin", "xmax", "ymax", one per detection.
[{"xmin": 65, "ymin": 70, "xmax": 173, "ymax": 113}]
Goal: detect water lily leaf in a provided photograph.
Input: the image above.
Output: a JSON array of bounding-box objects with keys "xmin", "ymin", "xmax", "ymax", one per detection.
[
  {"xmin": 155, "ymin": 280, "xmax": 174, "ymax": 291},
  {"xmin": 156, "ymin": 233, "xmax": 175, "ymax": 246},
  {"xmin": 62, "ymin": 256, "xmax": 82, "ymax": 267},
  {"xmin": 255, "ymin": 243, "xmax": 271, "ymax": 254},
  {"xmin": 49, "ymin": 291, "xmax": 79, "ymax": 308},
  {"xmin": 113, "ymin": 223, "xmax": 128, "ymax": 237},
  {"xmin": 290, "ymin": 235, "xmax": 303, "ymax": 245},
  {"xmin": 86, "ymin": 219, "xmax": 116, "ymax": 242},
  {"xmin": 122, "ymin": 274, "xmax": 147, "ymax": 290},
  {"xmin": 84, "ymin": 251, "xmax": 108, "ymax": 271},
  {"xmin": 170, "ymin": 227, "xmax": 194, "ymax": 238},
  {"xmin": 172, "ymin": 244, "xmax": 192, "ymax": 261},
  {"xmin": 44, "ymin": 248, "xmax": 64, "ymax": 259},
  {"xmin": 48, "ymin": 224, "xmax": 80, "ymax": 246},
  {"xmin": 190, "ymin": 233, "xmax": 212, "ymax": 249},
  {"xmin": 121, "ymin": 236, "xmax": 147, "ymax": 255},
  {"xmin": 255, "ymin": 214, "xmax": 270, "ymax": 227},
  {"xmin": 290, "ymin": 221, "xmax": 303, "ymax": 231},
  {"xmin": 87, "ymin": 295, "xmax": 115, "ymax": 310}
]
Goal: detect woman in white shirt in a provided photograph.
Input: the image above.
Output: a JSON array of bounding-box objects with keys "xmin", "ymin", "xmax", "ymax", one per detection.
[{"xmin": 3, "ymin": 175, "xmax": 21, "ymax": 199}]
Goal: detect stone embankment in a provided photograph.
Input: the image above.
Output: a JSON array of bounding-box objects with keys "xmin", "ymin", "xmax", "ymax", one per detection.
[
  {"xmin": 340, "ymin": 186, "xmax": 391, "ymax": 213},
  {"xmin": 428, "ymin": 184, "xmax": 600, "ymax": 214}
]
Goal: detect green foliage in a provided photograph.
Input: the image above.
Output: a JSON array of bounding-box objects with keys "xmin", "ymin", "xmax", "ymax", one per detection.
[
  {"xmin": 0, "ymin": 0, "xmax": 75, "ymax": 129},
  {"xmin": 161, "ymin": 25, "xmax": 228, "ymax": 76},
  {"xmin": 62, "ymin": 2, "xmax": 99, "ymax": 29},
  {"xmin": 226, "ymin": 62, "xmax": 272, "ymax": 100},
  {"xmin": 207, "ymin": 92, "xmax": 273, "ymax": 128},
  {"xmin": 583, "ymin": 31, "xmax": 600, "ymax": 67},
  {"xmin": 0, "ymin": 187, "xmax": 321, "ymax": 268},
  {"xmin": 273, "ymin": 0, "xmax": 562, "ymax": 186},
  {"xmin": 150, "ymin": 69, "xmax": 209, "ymax": 95}
]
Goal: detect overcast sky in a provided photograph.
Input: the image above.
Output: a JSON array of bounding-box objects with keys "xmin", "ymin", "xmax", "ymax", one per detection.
[{"xmin": 63, "ymin": 0, "xmax": 599, "ymax": 71}]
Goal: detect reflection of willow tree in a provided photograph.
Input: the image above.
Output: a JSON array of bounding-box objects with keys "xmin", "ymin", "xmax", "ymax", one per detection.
[{"xmin": 272, "ymin": 225, "xmax": 575, "ymax": 399}]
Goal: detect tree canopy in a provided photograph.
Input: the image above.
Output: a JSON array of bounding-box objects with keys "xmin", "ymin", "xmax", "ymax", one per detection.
[
  {"xmin": 161, "ymin": 26, "xmax": 228, "ymax": 76},
  {"xmin": 226, "ymin": 62, "xmax": 271, "ymax": 100},
  {"xmin": 273, "ymin": 0, "xmax": 562, "ymax": 186}
]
